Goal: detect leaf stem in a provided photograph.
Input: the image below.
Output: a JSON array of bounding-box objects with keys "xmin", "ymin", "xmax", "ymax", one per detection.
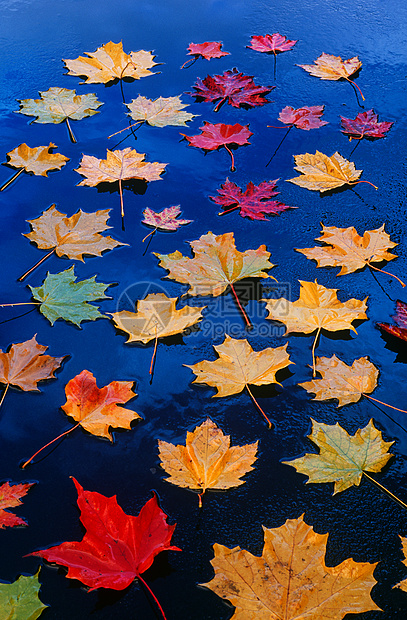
[
  {"xmin": 108, "ymin": 121, "xmax": 143, "ymax": 139},
  {"xmin": 218, "ymin": 205, "xmax": 239, "ymax": 216},
  {"xmin": 214, "ymin": 96, "xmax": 227, "ymax": 113},
  {"xmin": 311, "ymin": 327, "xmax": 322, "ymax": 377},
  {"xmin": 364, "ymin": 394, "xmax": 407, "ymax": 414},
  {"xmin": 363, "ymin": 472, "xmax": 407, "ymax": 511},
  {"xmin": 18, "ymin": 249, "xmax": 55, "ymax": 281},
  {"xmin": 119, "ymin": 178, "xmax": 125, "ymax": 230},
  {"xmin": 198, "ymin": 491, "xmax": 204, "ymax": 508},
  {"xmin": 142, "ymin": 228, "xmax": 157, "ymax": 243},
  {"xmin": 368, "ymin": 264, "xmax": 406, "ymax": 287},
  {"xmin": 149, "ymin": 327, "xmax": 158, "ymax": 375},
  {"xmin": 224, "ymin": 145, "xmax": 235, "ymax": 172},
  {"xmin": 0, "ymin": 302, "xmax": 41, "ymax": 307},
  {"xmin": 229, "ymin": 283, "xmax": 251, "ymax": 328},
  {"xmin": 273, "ymin": 51, "xmax": 277, "ymax": 81},
  {"xmin": 21, "ymin": 422, "xmax": 81, "ymax": 469},
  {"xmin": 0, "ymin": 383, "xmax": 9, "ymax": 410},
  {"xmin": 180, "ymin": 57, "xmax": 197, "ymax": 70},
  {"xmin": 266, "ymin": 126, "xmax": 292, "ymax": 167},
  {"xmin": 0, "ymin": 168, "xmax": 24, "ymax": 191},
  {"xmin": 346, "ymin": 77, "xmax": 365, "ymax": 102},
  {"xmin": 137, "ymin": 573, "xmax": 168, "ymax": 620},
  {"xmin": 352, "ymin": 180, "xmax": 378, "ymax": 190},
  {"xmin": 246, "ymin": 384, "xmax": 273, "ymax": 428},
  {"xmin": 65, "ymin": 118, "xmax": 77, "ymax": 143}
]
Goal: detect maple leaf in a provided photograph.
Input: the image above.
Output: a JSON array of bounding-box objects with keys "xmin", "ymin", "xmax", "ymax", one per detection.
[
  {"xmin": 186, "ymin": 41, "xmax": 230, "ymax": 60},
  {"xmin": 1, "ymin": 143, "xmax": 69, "ymax": 191},
  {"xmin": 181, "ymin": 122, "xmax": 253, "ymax": 171},
  {"xmin": 125, "ymin": 95, "xmax": 197, "ymax": 127},
  {"xmin": 75, "ymin": 148, "xmax": 167, "ymax": 223},
  {"xmin": 158, "ymin": 418, "xmax": 258, "ymax": 506},
  {"xmin": 378, "ymin": 300, "xmax": 407, "ymax": 342},
  {"xmin": 298, "ymin": 52, "xmax": 365, "ymax": 100},
  {"xmin": 0, "ymin": 570, "xmax": 48, "ymax": 619},
  {"xmin": 20, "ymin": 205, "xmax": 126, "ymax": 280},
  {"xmin": 63, "ymin": 41, "xmax": 158, "ymax": 84},
  {"xmin": 15, "ymin": 87, "xmax": 103, "ymax": 143},
  {"xmin": 283, "ymin": 418, "xmax": 393, "ymax": 495},
  {"xmin": 30, "ymin": 478, "xmax": 181, "ymax": 594},
  {"xmin": 0, "ymin": 336, "xmax": 65, "ymax": 411},
  {"xmin": 209, "ymin": 178, "xmax": 293, "ymax": 220},
  {"xmin": 201, "ymin": 514, "xmax": 380, "ymax": 618},
  {"xmin": 286, "ymin": 150, "xmax": 377, "ymax": 193},
  {"xmin": 262, "ymin": 279, "xmax": 368, "ymax": 375},
  {"xmin": 28, "ymin": 266, "xmax": 112, "ymax": 326},
  {"xmin": 142, "ymin": 205, "xmax": 192, "ymax": 236},
  {"xmin": 247, "ymin": 33, "xmax": 297, "ymax": 53},
  {"xmin": 296, "ymin": 224, "xmax": 404, "ymax": 285},
  {"xmin": 0, "ymin": 480, "xmax": 35, "ymax": 528},
  {"xmin": 188, "ymin": 68, "xmax": 273, "ymax": 112},
  {"xmin": 185, "ymin": 335, "xmax": 292, "ymax": 427},
  {"xmin": 341, "ymin": 109, "xmax": 393, "ymax": 140},
  {"xmin": 154, "ymin": 231, "xmax": 274, "ymax": 328},
  {"xmin": 394, "ymin": 537, "xmax": 407, "ymax": 592},
  {"xmin": 277, "ymin": 105, "xmax": 328, "ymax": 129}
]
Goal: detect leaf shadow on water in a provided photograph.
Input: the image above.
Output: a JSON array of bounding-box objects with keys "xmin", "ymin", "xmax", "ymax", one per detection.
[
  {"xmin": 377, "ymin": 329, "xmax": 407, "ymax": 364},
  {"xmin": 95, "ymin": 179, "xmax": 148, "ymax": 197}
]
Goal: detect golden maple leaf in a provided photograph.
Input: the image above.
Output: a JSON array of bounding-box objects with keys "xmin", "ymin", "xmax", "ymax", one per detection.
[
  {"xmin": 262, "ymin": 280, "xmax": 368, "ymax": 375},
  {"xmin": 283, "ymin": 418, "xmax": 393, "ymax": 494},
  {"xmin": 125, "ymin": 95, "xmax": 197, "ymax": 127},
  {"xmin": 185, "ymin": 335, "xmax": 291, "ymax": 427},
  {"xmin": 15, "ymin": 87, "xmax": 103, "ymax": 142},
  {"xmin": 394, "ymin": 537, "xmax": 407, "ymax": 592},
  {"xmin": 298, "ymin": 52, "xmax": 365, "ymax": 100},
  {"xmin": 286, "ymin": 150, "xmax": 368, "ymax": 192},
  {"xmin": 201, "ymin": 514, "xmax": 380, "ymax": 618},
  {"xmin": 299, "ymin": 354, "xmax": 378, "ymax": 406},
  {"xmin": 63, "ymin": 41, "xmax": 158, "ymax": 84},
  {"xmin": 75, "ymin": 148, "xmax": 167, "ymax": 222},
  {"xmin": 4, "ymin": 143, "xmax": 69, "ymax": 177},
  {"xmin": 158, "ymin": 418, "xmax": 258, "ymax": 506},
  {"xmin": 110, "ymin": 293, "xmax": 205, "ymax": 344}
]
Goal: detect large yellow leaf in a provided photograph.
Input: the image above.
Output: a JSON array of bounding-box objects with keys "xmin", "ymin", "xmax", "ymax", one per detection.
[
  {"xmin": 158, "ymin": 418, "xmax": 258, "ymax": 506},
  {"xmin": 24, "ymin": 205, "xmax": 126, "ymax": 261},
  {"xmin": 299, "ymin": 354, "xmax": 378, "ymax": 406},
  {"xmin": 185, "ymin": 335, "xmax": 292, "ymax": 397},
  {"xmin": 110, "ymin": 293, "xmax": 205, "ymax": 344},
  {"xmin": 126, "ymin": 95, "xmax": 197, "ymax": 127},
  {"xmin": 296, "ymin": 224, "xmax": 398, "ymax": 275},
  {"xmin": 282, "ymin": 419, "xmax": 393, "ymax": 494},
  {"xmin": 201, "ymin": 514, "xmax": 380, "ymax": 619},
  {"xmin": 298, "ymin": 53, "xmax": 362, "ymax": 81},
  {"xmin": 286, "ymin": 151, "xmax": 363, "ymax": 192},
  {"xmin": 63, "ymin": 41, "xmax": 158, "ymax": 84},
  {"xmin": 4, "ymin": 143, "xmax": 69, "ymax": 176}
]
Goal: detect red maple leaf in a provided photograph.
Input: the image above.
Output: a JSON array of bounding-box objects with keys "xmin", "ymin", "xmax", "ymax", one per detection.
[
  {"xmin": 340, "ymin": 109, "xmax": 393, "ymax": 140},
  {"xmin": 0, "ymin": 481, "xmax": 35, "ymax": 529},
  {"xmin": 247, "ymin": 33, "xmax": 297, "ymax": 54},
  {"xmin": 378, "ymin": 300, "xmax": 407, "ymax": 342},
  {"xmin": 277, "ymin": 105, "xmax": 328, "ymax": 130},
  {"xmin": 188, "ymin": 68, "xmax": 274, "ymax": 112},
  {"xmin": 182, "ymin": 122, "xmax": 252, "ymax": 171},
  {"xmin": 186, "ymin": 41, "xmax": 230, "ymax": 60},
  {"xmin": 210, "ymin": 178, "xmax": 293, "ymax": 220},
  {"xmin": 30, "ymin": 478, "xmax": 181, "ymax": 595}
]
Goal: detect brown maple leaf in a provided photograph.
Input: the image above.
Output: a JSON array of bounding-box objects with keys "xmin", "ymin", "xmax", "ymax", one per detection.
[
  {"xmin": 20, "ymin": 205, "xmax": 127, "ymax": 281},
  {"xmin": 201, "ymin": 514, "xmax": 380, "ymax": 618},
  {"xmin": 1, "ymin": 143, "xmax": 69, "ymax": 191},
  {"xmin": 298, "ymin": 52, "xmax": 365, "ymax": 100},
  {"xmin": 0, "ymin": 481, "xmax": 35, "ymax": 529},
  {"xmin": 158, "ymin": 418, "xmax": 258, "ymax": 506},
  {"xmin": 75, "ymin": 148, "xmax": 167, "ymax": 223}
]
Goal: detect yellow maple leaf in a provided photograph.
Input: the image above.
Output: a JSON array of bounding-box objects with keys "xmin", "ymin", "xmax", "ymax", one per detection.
[
  {"xmin": 155, "ymin": 231, "xmax": 275, "ymax": 328},
  {"xmin": 298, "ymin": 52, "xmax": 365, "ymax": 100},
  {"xmin": 75, "ymin": 148, "xmax": 167, "ymax": 222},
  {"xmin": 286, "ymin": 150, "xmax": 377, "ymax": 193},
  {"xmin": 283, "ymin": 418, "xmax": 393, "ymax": 495},
  {"xmin": 63, "ymin": 41, "xmax": 158, "ymax": 84},
  {"xmin": 201, "ymin": 514, "xmax": 380, "ymax": 618},
  {"xmin": 126, "ymin": 95, "xmax": 197, "ymax": 127},
  {"xmin": 262, "ymin": 279, "xmax": 368, "ymax": 375},
  {"xmin": 158, "ymin": 418, "xmax": 258, "ymax": 506},
  {"xmin": 394, "ymin": 537, "xmax": 407, "ymax": 592},
  {"xmin": 1, "ymin": 143, "xmax": 69, "ymax": 190}
]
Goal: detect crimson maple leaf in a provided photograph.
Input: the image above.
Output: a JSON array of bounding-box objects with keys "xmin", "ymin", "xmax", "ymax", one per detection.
[
  {"xmin": 378, "ymin": 300, "xmax": 407, "ymax": 342},
  {"xmin": 340, "ymin": 109, "xmax": 393, "ymax": 140},
  {"xmin": 210, "ymin": 178, "xmax": 293, "ymax": 220},
  {"xmin": 0, "ymin": 481, "xmax": 35, "ymax": 529},
  {"xmin": 188, "ymin": 68, "xmax": 273, "ymax": 112},
  {"xmin": 30, "ymin": 478, "xmax": 181, "ymax": 594},
  {"xmin": 247, "ymin": 33, "xmax": 297, "ymax": 54},
  {"xmin": 186, "ymin": 41, "xmax": 230, "ymax": 60},
  {"xmin": 181, "ymin": 122, "xmax": 253, "ymax": 171},
  {"xmin": 277, "ymin": 105, "xmax": 328, "ymax": 130}
]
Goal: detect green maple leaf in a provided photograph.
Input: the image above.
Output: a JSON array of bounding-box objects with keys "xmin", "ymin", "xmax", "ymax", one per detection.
[
  {"xmin": 29, "ymin": 266, "xmax": 112, "ymax": 326},
  {"xmin": 15, "ymin": 87, "xmax": 103, "ymax": 124},
  {"xmin": 0, "ymin": 569, "xmax": 48, "ymax": 619}
]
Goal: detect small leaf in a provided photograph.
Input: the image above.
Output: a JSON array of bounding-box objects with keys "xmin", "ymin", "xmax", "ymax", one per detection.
[
  {"xmin": 277, "ymin": 105, "xmax": 328, "ymax": 130},
  {"xmin": 125, "ymin": 95, "xmax": 197, "ymax": 127},
  {"xmin": 341, "ymin": 109, "xmax": 393, "ymax": 139},
  {"xmin": 210, "ymin": 178, "xmax": 293, "ymax": 220},
  {"xmin": 0, "ymin": 570, "xmax": 48, "ymax": 619},
  {"xmin": 298, "ymin": 52, "xmax": 362, "ymax": 81},
  {"xmin": 0, "ymin": 480, "xmax": 35, "ymax": 529},
  {"xmin": 247, "ymin": 33, "xmax": 297, "ymax": 53},
  {"xmin": 378, "ymin": 299, "xmax": 407, "ymax": 341},
  {"xmin": 16, "ymin": 87, "xmax": 103, "ymax": 124},
  {"xmin": 186, "ymin": 41, "xmax": 230, "ymax": 60},
  {"xmin": 286, "ymin": 150, "xmax": 367, "ymax": 192},
  {"xmin": 142, "ymin": 205, "xmax": 192, "ymax": 232},
  {"xmin": 4, "ymin": 143, "xmax": 69, "ymax": 176}
]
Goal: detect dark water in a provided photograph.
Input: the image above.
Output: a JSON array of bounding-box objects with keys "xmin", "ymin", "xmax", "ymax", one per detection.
[{"xmin": 1, "ymin": 0, "xmax": 407, "ymax": 618}]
